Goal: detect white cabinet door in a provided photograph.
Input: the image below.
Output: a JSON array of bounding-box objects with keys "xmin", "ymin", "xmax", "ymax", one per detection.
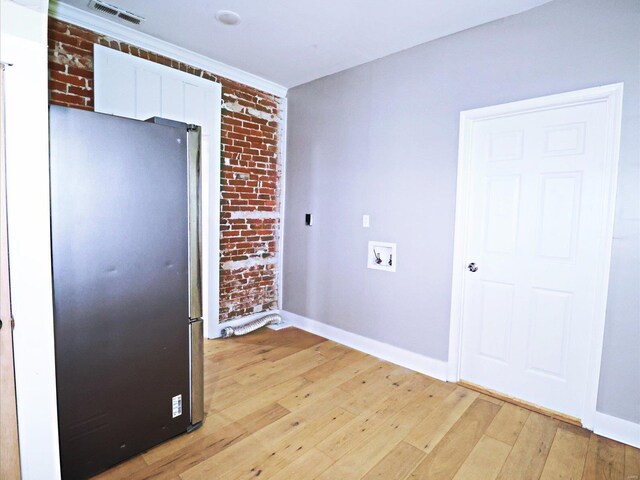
[
  {"xmin": 94, "ymin": 45, "xmax": 221, "ymax": 338},
  {"xmin": 459, "ymin": 93, "xmax": 618, "ymax": 420}
]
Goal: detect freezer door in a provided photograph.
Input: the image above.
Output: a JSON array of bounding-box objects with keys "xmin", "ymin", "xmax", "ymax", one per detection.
[
  {"xmin": 145, "ymin": 117, "xmax": 202, "ymax": 319},
  {"xmin": 50, "ymin": 106, "xmax": 192, "ymax": 479}
]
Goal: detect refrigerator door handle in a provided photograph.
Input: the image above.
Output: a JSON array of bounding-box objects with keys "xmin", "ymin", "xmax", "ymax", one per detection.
[
  {"xmin": 187, "ymin": 124, "xmax": 203, "ymax": 320},
  {"xmin": 189, "ymin": 318, "xmax": 204, "ymax": 429}
]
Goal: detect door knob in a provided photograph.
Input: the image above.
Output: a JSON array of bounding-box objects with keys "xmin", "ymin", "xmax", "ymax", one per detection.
[{"xmin": 467, "ymin": 262, "xmax": 478, "ymax": 272}]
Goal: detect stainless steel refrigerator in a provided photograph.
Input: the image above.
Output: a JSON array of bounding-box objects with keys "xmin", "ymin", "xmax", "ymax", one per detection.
[{"xmin": 49, "ymin": 106, "xmax": 204, "ymax": 479}]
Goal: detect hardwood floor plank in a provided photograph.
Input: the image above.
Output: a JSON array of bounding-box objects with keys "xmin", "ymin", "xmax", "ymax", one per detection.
[
  {"xmin": 129, "ymin": 421, "xmax": 250, "ymax": 480},
  {"xmin": 134, "ymin": 404, "xmax": 289, "ymax": 477},
  {"xmin": 315, "ymin": 418, "xmax": 410, "ymax": 480},
  {"xmin": 582, "ymin": 434, "xmax": 625, "ymax": 480},
  {"xmin": 309, "ymin": 340, "xmax": 353, "ymax": 359},
  {"xmin": 408, "ymin": 399, "xmax": 501, "ymax": 480},
  {"xmin": 362, "ymin": 441, "xmax": 425, "ymax": 480},
  {"xmin": 339, "ymin": 365, "xmax": 417, "ymax": 415},
  {"xmin": 496, "ymin": 412, "xmax": 558, "ymax": 480},
  {"xmin": 316, "ymin": 374, "xmax": 440, "ymax": 460},
  {"xmin": 540, "ymin": 425, "xmax": 589, "ymax": 480},
  {"xmin": 557, "ymin": 420, "xmax": 591, "ymax": 438},
  {"xmin": 485, "ymin": 402, "xmax": 531, "ymax": 446},
  {"xmin": 175, "ymin": 432, "xmax": 268, "ymax": 480},
  {"xmin": 181, "ymin": 400, "xmax": 355, "ymax": 480},
  {"xmin": 231, "ymin": 346, "xmax": 326, "ymax": 385},
  {"xmin": 480, "ymin": 393, "xmax": 506, "ymax": 406},
  {"xmin": 92, "ymin": 455, "xmax": 149, "ymax": 480},
  {"xmin": 302, "ymin": 347, "xmax": 369, "ymax": 382},
  {"xmin": 452, "ymin": 435, "xmax": 512, "ymax": 480},
  {"xmin": 337, "ymin": 360, "xmax": 398, "ymax": 393},
  {"xmin": 233, "ymin": 402, "xmax": 291, "ymax": 434},
  {"xmin": 267, "ymin": 449, "xmax": 334, "ymax": 480},
  {"xmin": 405, "ymin": 386, "xmax": 479, "ymax": 453},
  {"xmin": 142, "ymin": 410, "xmax": 233, "ymax": 465},
  {"xmin": 221, "ymin": 375, "xmax": 310, "ymax": 420},
  {"xmin": 625, "ymin": 444, "xmax": 640, "ymax": 480},
  {"xmin": 219, "ymin": 407, "xmax": 355, "ymax": 480},
  {"xmin": 278, "ymin": 353, "xmax": 379, "ymax": 411}
]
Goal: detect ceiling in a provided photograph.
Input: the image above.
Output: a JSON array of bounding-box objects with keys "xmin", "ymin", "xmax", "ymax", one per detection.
[{"xmin": 55, "ymin": 0, "xmax": 552, "ymax": 89}]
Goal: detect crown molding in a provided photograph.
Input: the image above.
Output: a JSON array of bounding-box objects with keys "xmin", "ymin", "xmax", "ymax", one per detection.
[{"xmin": 48, "ymin": 2, "xmax": 288, "ymax": 98}]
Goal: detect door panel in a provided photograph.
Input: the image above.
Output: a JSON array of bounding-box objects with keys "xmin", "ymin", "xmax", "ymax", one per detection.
[
  {"xmin": 478, "ymin": 281, "xmax": 514, "ymax": 363},
  {"xmin": 96, "ymin": 53, "xmax": 136, "ymax": 118},
  {"xmin": 484, "ymin": 175, "xmax": 521, "ymax": 254},
  {"xmin": 135, "ymin": 70, "xmax": 162, "ymax": 121},
  {"xmin": 460, "ymin": 99, "xmax": 611, "ymax": 419},
  {"xmin": 526, "ymin": 288, "xmax": 572, "ymax": 379},
  {"xmin": 536, "ymin": 173, "xmax": 582, "ymax": 259},
  {"xmin": 161, "ymin": 77, "xmax": 184, "ymax": 121}
]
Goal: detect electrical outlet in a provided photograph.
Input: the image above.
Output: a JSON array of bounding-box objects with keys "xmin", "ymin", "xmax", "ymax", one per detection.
[{"xmin": 362, "ymin": 215, "xmax": 370, "ymax": 228}]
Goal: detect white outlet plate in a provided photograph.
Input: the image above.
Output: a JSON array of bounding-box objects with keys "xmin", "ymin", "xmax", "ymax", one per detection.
[
  {"xmin": 362, "ymin": 215, "xmax": 370, "ymax": 227},
  {"xmin": 368, "ymin": 241, "xmax": 396, "ymax": 272}
]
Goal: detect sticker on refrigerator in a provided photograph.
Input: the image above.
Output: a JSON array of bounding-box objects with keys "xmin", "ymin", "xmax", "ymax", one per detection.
[{"xmin": 172, "ymin": 394, "xmax": 182, "ymax": 418}]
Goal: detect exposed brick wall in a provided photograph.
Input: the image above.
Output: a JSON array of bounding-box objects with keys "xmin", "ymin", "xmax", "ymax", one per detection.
[{"xmin": 47, "ymin": 18, "xmax": 283, "ymax": 322}]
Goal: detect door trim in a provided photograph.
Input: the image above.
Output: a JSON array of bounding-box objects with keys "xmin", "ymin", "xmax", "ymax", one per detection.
[{"xmin": 447, "ymin": 83, "xmax": 624, "ymax": 430}]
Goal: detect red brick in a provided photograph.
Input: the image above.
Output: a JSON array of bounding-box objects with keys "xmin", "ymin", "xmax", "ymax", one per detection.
[
  {"xmin": 50, "ymin": 92, "xmax": 87, "ymax": 106},
  {"xmin": 48, "ymin": 79, "xmax": 67, "ymax": 93},
  {"xmin": 66, "ymin": 65, "xmax": 91, "ymax": 77},
  {"xmin": 50, "ymin": 71, "xmax": 86, "ymax": 87},
  {"xmin": 68, "ymin": 85, "xmax": 90, "ymax": 96}
]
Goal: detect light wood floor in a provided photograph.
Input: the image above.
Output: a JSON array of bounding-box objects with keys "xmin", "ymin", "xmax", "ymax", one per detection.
[{"xmin": 95, "ymin": 327, "xmax": 640, "ymax": 480}]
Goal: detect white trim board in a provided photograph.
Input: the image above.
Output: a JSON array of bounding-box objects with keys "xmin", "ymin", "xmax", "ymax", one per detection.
[
  {"xmin": 48, "ymin": 2, "xmax": 288, "ymax": 98},
  {"xmin": 2, "ymin": 4, "xmax": 62, "ymax": 478},
  {"xmin": 276, "ymin": 97, "xmax": 288, "ymax": 310},
  {"xmin": 593, "ymin": 412, "xmax": 640, "ymax": 449},
  {"xmin": 447, "ymin": 83, "xmax": 624, "ymax": 431},
  {"xmin": 281, "ymin": 310, "xmax": 448, "ymax": 381}
]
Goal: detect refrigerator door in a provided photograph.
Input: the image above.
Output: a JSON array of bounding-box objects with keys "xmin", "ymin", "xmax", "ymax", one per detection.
[
  {"xmin": 50, "ymin": 106, "xmax": 192, "ymax": 479},
  {"xmin": 145, "ymin": 117, "xmax": 202, "ymax": 319}
]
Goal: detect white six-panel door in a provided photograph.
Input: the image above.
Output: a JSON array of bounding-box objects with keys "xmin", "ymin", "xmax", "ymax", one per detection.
[
  {"xmin": 451, "ymin": 85, "xmax": 623, "ymax": 423},
  {"xmin": 93, "ymin": 45, "xmax": 222, "ymax": 338}
]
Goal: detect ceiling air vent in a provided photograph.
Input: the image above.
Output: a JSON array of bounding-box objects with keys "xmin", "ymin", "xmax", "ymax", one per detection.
[{"xmin": 88, "ymin": 0, "xmax": 145, "ymax": 26}]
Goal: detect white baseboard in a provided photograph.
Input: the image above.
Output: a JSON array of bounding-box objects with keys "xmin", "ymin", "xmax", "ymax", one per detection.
[
  {"xmin": 280, "ymin": 310, "xmax": 448, "ymax": 381},
  {"xmin": 209, "ymin": 310, "xmax": 283, "ymax": 339},
  {"xmin": 593, "ymin": 411, "xmax": 640, "ymax": 448}
]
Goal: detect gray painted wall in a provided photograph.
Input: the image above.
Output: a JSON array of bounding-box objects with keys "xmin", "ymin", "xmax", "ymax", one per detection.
[{"xmin": 283, "ymin": 0, "xmax": 639, "ymax": 423}]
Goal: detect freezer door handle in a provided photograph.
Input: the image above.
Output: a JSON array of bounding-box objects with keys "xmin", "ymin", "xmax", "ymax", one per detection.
[{"xmin": 189, "ymin": 318, "xmax": 204, "ymax": 428}]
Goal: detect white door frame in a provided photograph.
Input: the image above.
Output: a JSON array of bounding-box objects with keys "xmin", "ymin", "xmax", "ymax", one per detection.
[{"xmin": 447, "ymin": 83, "xmax": 624, "ymax": 430}]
